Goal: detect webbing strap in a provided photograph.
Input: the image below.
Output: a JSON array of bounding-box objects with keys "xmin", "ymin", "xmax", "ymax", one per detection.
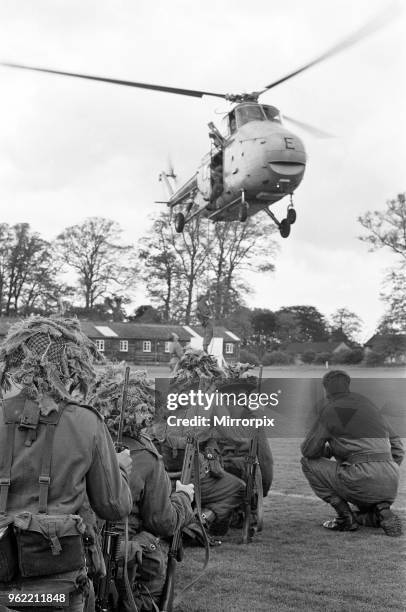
[
  {"xmin": 38, "ymin": 423, "xmax": 57, "ymax": 513},
  {"xmin": 0, "ymin": 422, "xmax": 15, "ymax": 515}
]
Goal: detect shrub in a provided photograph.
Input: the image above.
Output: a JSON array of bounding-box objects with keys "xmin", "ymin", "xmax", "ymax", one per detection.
[
  {"xmin": 365, "ymin": 350, "xmax": 386, "ymax": 366},
  {"xmin": 331, "ymin": 349, "xmax": 353, "ymax": 365},
  {"xmin": 239, "ymin": 349, "xmax": 260, "ymax": 366},
  {"xmin": 301, "ymin": 350, "xmax": 316, "ymax": 364},
  {"xmin": 262, "ymin": 350, "xmax": 294, "ymax": 365},
  {"xmin": 313, "ymin": 352, "xmax": 332, "ymax": 365},
  {"xmin": 331, "ymin": 348, "xmax": 365, "ymax": 365},
  {"xmin": 346, "ymin": 348, "xmax": 364, "ymax": 364}
]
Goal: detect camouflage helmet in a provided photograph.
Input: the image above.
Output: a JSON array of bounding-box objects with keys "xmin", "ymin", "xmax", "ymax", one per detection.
[
  {"xmin": 0, "ymin": 315, "xmax": 102, "ymax": 402},
  {"xmin": 87, "ymin": 365, "xmax": 159, "ymax": 439}
]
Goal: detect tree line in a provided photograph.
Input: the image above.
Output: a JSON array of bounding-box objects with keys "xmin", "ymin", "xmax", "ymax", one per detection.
[{"xmin": 0, "ymin": 192, "xmax": 404, "ymax": 343}]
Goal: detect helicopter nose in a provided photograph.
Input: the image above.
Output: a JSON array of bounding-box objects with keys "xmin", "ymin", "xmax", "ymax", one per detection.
[{"xmin": 266, "ymin": 131, "xmax": 306, "ymax": 174}]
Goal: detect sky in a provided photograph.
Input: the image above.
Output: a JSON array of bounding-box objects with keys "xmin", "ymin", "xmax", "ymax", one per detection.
[{"xmin": 0, "ymin": 0, "xmax": 404, "ymax": 341}]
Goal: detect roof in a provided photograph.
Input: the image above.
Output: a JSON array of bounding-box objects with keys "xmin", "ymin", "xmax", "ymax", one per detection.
[
  {"xmin": 80, "ymin": 321, "xmax": 193, "ymax": 341},
  {"xmin": 0, "ymin": 318, "xmax": 241, "ymax": 343},
  {"xmin": 190, "ymin": 326, "xmax": 241, "ymax": 342},
  {"xmin": 365, "ymin": 334, "xmax": 406, "ymax": 350},
  {"xmin": 285, "ymin": 341, "xmax": 348, "ymax": 354}
]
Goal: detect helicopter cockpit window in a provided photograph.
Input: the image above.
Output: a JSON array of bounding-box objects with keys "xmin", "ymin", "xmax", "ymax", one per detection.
[
  {"xmin": 262, "ymin": 105, "xmax": 282, "ymax": 123},
  {"xmin": 235, "ymin": 104, "xmax": 265, "ymax": 128},
  {"xmin": 228, "ymin": 111, "xmax": 237, "ymax": 134}
]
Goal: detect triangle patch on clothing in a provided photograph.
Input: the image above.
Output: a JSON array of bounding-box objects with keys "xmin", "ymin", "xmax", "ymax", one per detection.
[{"xmin": 333, "ymin": 406, "xmax": 357, "ymax": 428}]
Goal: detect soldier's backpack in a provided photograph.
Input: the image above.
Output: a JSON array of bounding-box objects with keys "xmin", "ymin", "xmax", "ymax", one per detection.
[{"xmin": 0, "ymin": 397, "xmax": 87, "ymax": 585}]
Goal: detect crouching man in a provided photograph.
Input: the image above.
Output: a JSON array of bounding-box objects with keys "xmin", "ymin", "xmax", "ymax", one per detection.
[{"xmin": 301, "ymin": 370, "xmax": 403, "ymax": 536}]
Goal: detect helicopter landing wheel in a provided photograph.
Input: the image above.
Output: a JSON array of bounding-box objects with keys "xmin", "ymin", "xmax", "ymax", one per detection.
[
  {"xmin": 287, "ymin": 208, "xmax": 297, "ymax": 225},
  {"xmin": 238, "ymin": 201, "xmax": 249, "ymax": 222},
  {"xmin": 174, "ymin": 212, "xmax": 185, "ymax": 233},
  {"xmin": 279, "ymin": 218, "xmax": 291, "ymax": 238}
]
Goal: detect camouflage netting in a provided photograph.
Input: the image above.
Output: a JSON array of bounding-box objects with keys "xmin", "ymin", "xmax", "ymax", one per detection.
[
  {"xmin": 87, "ymin": 365, "xmax": 161, "ymax": 439},
  {"xmin": 222, "ymin": 362, "xmax": 257, "ymax": 387},
  {"xmin": 170, "ymin": 348, "xmax": 258, "ymax": 391},
  {"xmin": 170, "ymin": 348, "xmax": 225, "ymax": 392},
  {"xmin": 0, "ymin": 316, "xmax": 103, "ymax": 403}
]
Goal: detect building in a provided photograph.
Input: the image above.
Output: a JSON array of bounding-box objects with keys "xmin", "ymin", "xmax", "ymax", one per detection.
[
  {"xmin": 364, "ymin": 334, "xmax": 406, "ymax": 364},
  {"xmin": 0, "ymin": 318, "xmax": 241, "ymax": 365}
]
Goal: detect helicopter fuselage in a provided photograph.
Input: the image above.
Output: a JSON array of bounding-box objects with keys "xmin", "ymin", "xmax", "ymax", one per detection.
[{"xmin": 168, "ymin": 102, "xmax": 307, "ymax": 227}]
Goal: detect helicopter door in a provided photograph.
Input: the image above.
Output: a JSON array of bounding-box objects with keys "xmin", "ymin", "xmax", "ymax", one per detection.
[
  {"xmin": 197, "ymin": 154, "xmax": 211, "ymax": 201},
  {"xmin": 210, "ymin": 151, "xmax": 223, "ymax": 203}
]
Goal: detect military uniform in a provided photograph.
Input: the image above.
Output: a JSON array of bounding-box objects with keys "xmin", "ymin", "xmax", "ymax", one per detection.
[
  {"xmin": 301, "ymin": 371, "xmax": 404, "ymax": 535},
  {"xmin": 196, "ymin": 296, "xmax": 214, "ymax": 353},
  {"xmin": 0, "ymin": 392, "xmax": 132, "ymax": 612},
  {"xmin": 117, "ymin": 434, "xmax": 194, "ymax": 612}
]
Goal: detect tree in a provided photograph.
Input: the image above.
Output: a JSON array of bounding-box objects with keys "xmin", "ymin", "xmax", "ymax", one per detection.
[
  {"xmin": 207, "ymin": 218, "xmax": 277, "ymax": 320},
  {"xmin": 138, "ymin": 214, "xmax": 182, "ymax": 322},
  {"xmin": 358, "ymin": 193, "xmax": 406, "ymax": 261},
  {"xmin": 274, "ymin": 305, "xmax": 329, "ymax": 343},
  {"xmin": 251, "ymin": 308, "xmax": 277, "ymax": 338},
  {"xmin": 378, "ymin": 269, "xmax": 406, "ymax": 332},
  {"xmin": 130, "ymin": 305, "xmax": 162, "ymax": 323},
  {"xmin": 358, "ymin": 193, "xmax": 406, "ymax": 332},
  {"xmin": 0, "ymin": 223, "xmax": 64, "ymax": 316},
  {"xmin": 330, "ymin": 308, "xmax": 363, "ymax": 343},
  {"xmin": 170, "ymin": 216, "xmax": 211, "ymax": 324},
  {"xmin": 139, "ymin": 212, "xmax": 210, "ymax": 324},
  {"xmin": 57, "ymin": 217, "xmax": 137, "ymax": 310}
]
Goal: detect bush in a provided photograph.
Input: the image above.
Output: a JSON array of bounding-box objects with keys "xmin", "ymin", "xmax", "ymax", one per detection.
[
  {"xmin": 239, "ymin": 349, "xmax": 260, "ymax": 366},
  {"xmin": 313, "ymin": 352, "xmax": 332, "ymax": 365},
  {"xmin": 331, "ymin": 348, "xmax": 365, "ymax": 365},
  {"xmin": 301, "ymin": 350, "xmax": 316, "ymax": 364},
  {"xmin": 331, "ymin": 349, "xmax": 353, "ymax": 365},
  {"xmin": 262, "ymin": 350, "xmax": 294, "ymax": 365},
  {"xmin": 346, "ymin": 348, "xmax": 364, "ymax": 364},
  {"xmin": 365, "ymin": 350, "xmax": 386, "ymax": 366}
]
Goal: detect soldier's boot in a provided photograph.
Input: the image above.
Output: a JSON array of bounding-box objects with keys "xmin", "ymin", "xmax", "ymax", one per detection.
[
  {"xmin": 323, "ymin": 500, "xmax": 359, "ymax": 532},
  {"xmin": 375, "ymin": 502, "xmax": 402, "ymax": 537},
  {"xmin": 354, "ymin": 509, "xmax": 380, "ymax": 527}
]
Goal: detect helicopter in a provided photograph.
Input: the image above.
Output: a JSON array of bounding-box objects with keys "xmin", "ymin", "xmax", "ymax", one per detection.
[{"xmin": 0, "ymin": 8, "xmax": 396, "ymax": 239}]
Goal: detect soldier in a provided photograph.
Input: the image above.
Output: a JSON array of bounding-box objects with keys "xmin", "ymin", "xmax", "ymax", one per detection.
[
  {"xmin": 89, "ymin": 369, "xmax": 194, "ymax": 612},
  {"xmin": 168, "ymin": 333, "xmax": 184, "ymax": 373},
  {"xmin": 0, "ymin": 316, "xmax": 132, "ymax": 612},
  {"xmin": 301, "ymin": 370, "xmax": 403, "ymax": 536},
  {"xmin": 196, "ymin": 293, "xmax": 214, "ymax": 353}
]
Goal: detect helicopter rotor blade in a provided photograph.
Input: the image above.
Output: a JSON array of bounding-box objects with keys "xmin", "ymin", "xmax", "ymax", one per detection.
[
  {"xmin": 258, "ymin": 5, "xmax": 400, "ymax": 94},
  {"xmin": 0, "ymin": 62, "xmax": 228, "ymax": 100},
  {"xmin": 283, "ymin": 115, "xmax": 333, "ymax": 139}
]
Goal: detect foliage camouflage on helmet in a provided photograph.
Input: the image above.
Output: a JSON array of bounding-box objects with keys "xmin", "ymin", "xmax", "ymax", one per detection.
[
  {"xmin": 0, "ymin": 315, "xmax": 102, "ymax": 402},
  {"xmin": 170, "ymin": 348, "xmax": 225, "ymax": 392},
  {"xmin": 170, "ymin": 348, "xmax": 257, "ymax": 391},
  {"xmin": 88, "ymin": 365, "xmax": 160, "ymax": 439}
]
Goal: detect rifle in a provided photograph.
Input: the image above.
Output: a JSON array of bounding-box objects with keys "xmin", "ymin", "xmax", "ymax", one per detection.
[
  {"xmin": 160, "ymin": 434, "xmax": 196, "ymax": 612},
  {"xmin": 95, "ymin": 366, "xmax": 137, "ymax": 612},
  {"xmin": 241, "ymin": 364, "xmax": 263, "ymax": 544}
]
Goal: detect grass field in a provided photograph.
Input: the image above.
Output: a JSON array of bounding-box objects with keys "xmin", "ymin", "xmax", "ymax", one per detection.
[{"xmin": 174, "ymin": 438, "xmax": 406, "ymax": 612}]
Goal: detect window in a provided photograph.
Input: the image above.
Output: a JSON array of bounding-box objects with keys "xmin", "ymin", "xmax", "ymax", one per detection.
[
  {"xmin": 235, "ymin": 104, "xmax": 265, "ymax": 128},
  {"xmin": 164, "ymin": 341, "xmax": 170, "ymax": 353},
  {"xmin": 225, "ymin": 343, "xmax": 234, "ymax": 354},
  {"xmin": 262, "ymin": 104, "xmax": 281, "ymax": 123},
  {"xmin": 96, "ymin": 339, "xmax": 105, "ymax": 352},
  {"xmin": 120, "ymin": 340, "xmax": 128, "ymax": 352},
  {"xmin": 143, "ymin": 340, "xmax": 152, "ymax": 353}
]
